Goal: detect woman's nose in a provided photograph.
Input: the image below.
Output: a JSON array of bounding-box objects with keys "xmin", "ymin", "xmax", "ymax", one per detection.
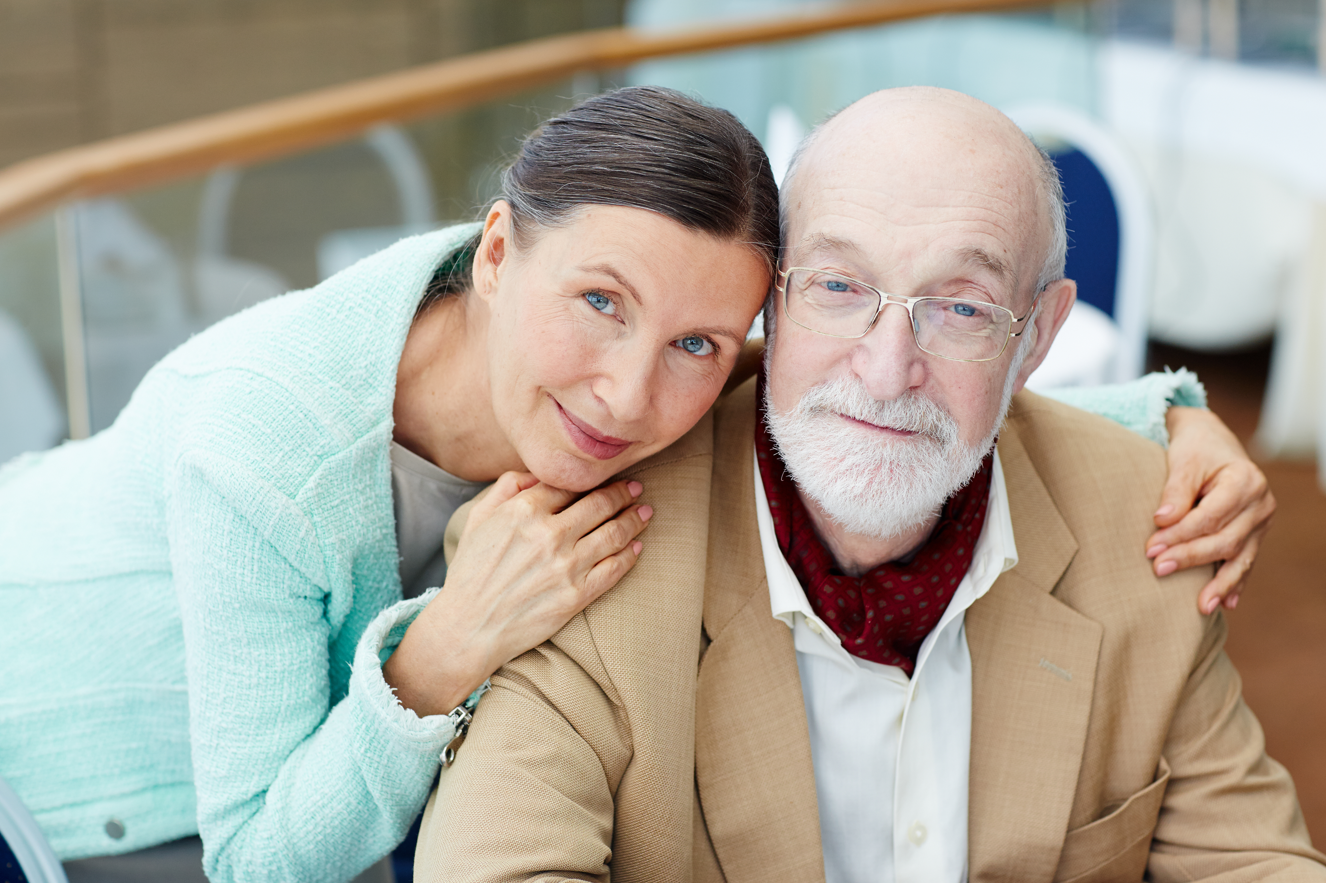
[{"xmin": 591, "ymin": 346, "xmax": 656, "ymax": 424}]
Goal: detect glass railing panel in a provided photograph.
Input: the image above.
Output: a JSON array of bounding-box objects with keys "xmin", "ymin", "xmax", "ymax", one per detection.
[
  {"xmin": 51, "ymin": 77, "xmax": 604, "ymax": 435},
  {"xmin": 0, "ymin": 213, "xmax": 66, "ymax": 465},
  {"xmin": 627, "ymin": 5, "xmax": 1099, "ymax": 155}
]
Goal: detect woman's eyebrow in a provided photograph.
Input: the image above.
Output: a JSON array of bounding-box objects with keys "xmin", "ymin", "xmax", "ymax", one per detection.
[{"xmin": 578, "ymin": 263, "xmax": 642, "ymax": 305}]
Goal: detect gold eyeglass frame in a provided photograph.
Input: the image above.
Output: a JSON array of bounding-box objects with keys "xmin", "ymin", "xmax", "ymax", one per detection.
[{"xmin": 776, "ymin": 266, "xmax": 1044, "ymax": 363}]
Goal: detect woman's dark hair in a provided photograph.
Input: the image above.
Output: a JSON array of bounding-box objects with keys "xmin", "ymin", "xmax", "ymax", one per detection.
[{"xmin": 419, "ymin": 85, "xmax": 780, "ymax": 312}]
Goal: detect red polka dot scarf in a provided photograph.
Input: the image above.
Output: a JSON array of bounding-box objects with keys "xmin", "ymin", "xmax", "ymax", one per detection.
[{"xmin": 755, "ymin": 387, "xmax": 993, "ymax": 675}]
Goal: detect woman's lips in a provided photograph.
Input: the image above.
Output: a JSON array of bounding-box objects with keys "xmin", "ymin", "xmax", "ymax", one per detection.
[{"xmin": 555, "ymin": 401, "xmax": 631, "ymax": 461}]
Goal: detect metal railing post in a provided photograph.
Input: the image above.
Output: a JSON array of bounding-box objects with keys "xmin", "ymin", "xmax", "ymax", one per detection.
[
  {"xmin": 1208, "ymin": 0, "xmax": 1239, "ymax": 59},
  {"xmin": 55, "ymin": 204, "xmax": 90, "ymax": 440},
  {"xmin": 1319, "ymin": 0, "xmax": 1326, "ymax": 73},
  {"xmin": 1174, "ymin": 0, "xmax": 1205, "ymax": 53}
]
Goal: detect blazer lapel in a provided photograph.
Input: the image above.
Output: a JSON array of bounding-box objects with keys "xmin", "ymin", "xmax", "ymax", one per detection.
[
  {"xmin": 966, "ymin": 400, "xmax": 1103, "ymax": 883},
  {"xmin": 695, "ymin": 378, "xmax": 826, "ymax": 883}
]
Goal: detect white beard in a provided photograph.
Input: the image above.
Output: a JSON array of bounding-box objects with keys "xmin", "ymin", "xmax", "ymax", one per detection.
[{"xmin": 763, "ymin": 349, "xmax": 1026, "ymax": 541}]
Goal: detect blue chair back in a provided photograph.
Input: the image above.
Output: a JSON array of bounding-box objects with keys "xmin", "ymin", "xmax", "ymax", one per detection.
[{"xmin": 1053, "ymin": 147, "xmax": 1122, "ymax": 320}]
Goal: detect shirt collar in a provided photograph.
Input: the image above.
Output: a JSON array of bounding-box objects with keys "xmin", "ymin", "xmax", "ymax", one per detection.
[{"xmin": 754, "ymin": 446, "xmax": 1019, "ymax": 671}]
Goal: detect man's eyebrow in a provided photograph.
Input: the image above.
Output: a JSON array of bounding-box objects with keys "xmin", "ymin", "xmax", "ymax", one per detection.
[
  {"xmin": 791, "ymin": 233, "xmax": 872, "ymax": 264},
  {"xmin": 958, "ymin": 247, "xmax": 1014, "ymax": 288},
  {"xmin": 578, "ymin": 263, "xmax": 642, "ymax": 305}
]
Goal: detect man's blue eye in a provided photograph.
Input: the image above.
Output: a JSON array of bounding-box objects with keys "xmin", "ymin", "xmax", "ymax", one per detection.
[
  {"xmin": 825, "ymin": 280, "xmax": 851, "ymax": 292},
  {"xmin": 676, "ymin": 336, "xmax": 713, "ymax": 356},
  {"xmin": 953, "ymin": 303, "xmax": 978, "ymax": 317},
  {"xmin": 586, "ymin": 292, "xmax": 616, "ymax": 315}
]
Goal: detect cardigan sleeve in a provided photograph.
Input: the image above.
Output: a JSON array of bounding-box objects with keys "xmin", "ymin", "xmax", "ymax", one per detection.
[
  {"xmin": 165, "ymin": 449, "xmax": 457, "ymax": 883},
  {"xmin": 1039, "ymin": 369, "xmax": 1207, "ymax": 448}
]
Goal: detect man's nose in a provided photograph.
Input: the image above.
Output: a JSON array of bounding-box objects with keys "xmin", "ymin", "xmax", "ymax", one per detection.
[{"xmin": 850, "ymin": 301, "xmax": 926, "ymax": 400}]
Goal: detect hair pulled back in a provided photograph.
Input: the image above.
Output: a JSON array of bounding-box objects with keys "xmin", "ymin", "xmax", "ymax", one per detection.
[{"xmin": 422, "ymin": 86, "xmax": 779, "ymax": 308}]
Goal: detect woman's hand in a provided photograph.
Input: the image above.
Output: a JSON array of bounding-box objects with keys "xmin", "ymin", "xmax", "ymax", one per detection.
[
  {"xmin": 383, "ymin": 472, "xmax": 652, "ymax": 717},
  {"xmin": 1147, "ymin": 407, "xmax": 1276, "ymax": 615}
]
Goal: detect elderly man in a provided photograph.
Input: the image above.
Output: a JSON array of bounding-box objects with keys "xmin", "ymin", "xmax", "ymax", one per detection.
[{"xmin": 416, "ymin": 88, "xmax": 1322, "ymax": 882}]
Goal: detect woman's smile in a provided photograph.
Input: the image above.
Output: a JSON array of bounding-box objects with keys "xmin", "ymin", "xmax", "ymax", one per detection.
[{"xmin": 554, "ymin": 397, "xmax": 632, "ymax": 461}]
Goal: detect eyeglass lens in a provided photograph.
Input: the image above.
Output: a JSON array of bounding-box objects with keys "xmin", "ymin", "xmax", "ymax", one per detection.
[{"xmin": 784, "ymin": 269, "xmax": 1013, "ymax": 361}]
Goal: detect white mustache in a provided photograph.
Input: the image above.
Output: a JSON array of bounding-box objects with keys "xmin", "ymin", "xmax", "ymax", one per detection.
[{"xmin": 790, "ymin": 378, "xmax": 960, "ymax": 448}]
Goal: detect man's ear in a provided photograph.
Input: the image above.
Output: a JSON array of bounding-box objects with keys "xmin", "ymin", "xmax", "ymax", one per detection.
[
  {"xmin": 1011, "ymin": 277, "xmax": 1077, "ymax": 392},
  {"xmin": 471, "ymin": 201, "xmax": 513, "ymax": 303}
]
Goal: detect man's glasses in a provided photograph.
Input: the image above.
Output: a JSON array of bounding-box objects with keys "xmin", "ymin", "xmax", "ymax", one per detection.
[{"xmin": 777, "ymin": 267, "xmax": 1041, "ymax": 363}]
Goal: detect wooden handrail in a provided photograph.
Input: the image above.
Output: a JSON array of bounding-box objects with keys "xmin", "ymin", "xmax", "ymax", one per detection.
[{"xmin": 0, "ymin": 0, "xmax": 1050, "ymax": 231}]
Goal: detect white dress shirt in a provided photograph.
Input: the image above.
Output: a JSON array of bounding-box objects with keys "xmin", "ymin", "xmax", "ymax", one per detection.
[{"xmin": 753, "ymin": 450, "xmax": 1018, "ymax": 883}]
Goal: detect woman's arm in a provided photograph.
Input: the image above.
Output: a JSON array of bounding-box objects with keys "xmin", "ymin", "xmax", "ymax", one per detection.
[
  {"xmin": 166, "ymin": 448, "xmax": 652, "ymax": 883},
  {"xmin": 1042, "ymin": 369, "xmax": 1274, "ymax": 613},
  {"xmin": 167, "ymin": 450, "xmax": 453, "ymax": 883}
]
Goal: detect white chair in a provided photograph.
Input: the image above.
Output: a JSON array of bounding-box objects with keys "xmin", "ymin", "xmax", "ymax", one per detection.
[
  {"xmin": 0, "ymin": 776, "xmax": 68, "ymax": 883},
  {"xmin": 1005, "ymin": 102, "xmax": 1156, "ymax": 389}
]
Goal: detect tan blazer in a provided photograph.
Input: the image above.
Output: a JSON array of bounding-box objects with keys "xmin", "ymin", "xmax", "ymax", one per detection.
[{"xmin": 416, "ymin": 378, "xmax": 1325, "ymax": 883}]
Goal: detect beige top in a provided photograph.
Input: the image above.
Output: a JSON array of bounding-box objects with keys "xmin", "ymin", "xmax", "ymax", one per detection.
[{"xmin": 390, "ymin": 441, "xmax": 486, "ymax": 598}]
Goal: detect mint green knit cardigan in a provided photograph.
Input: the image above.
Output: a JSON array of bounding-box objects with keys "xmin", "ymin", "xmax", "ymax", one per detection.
[
  {"xmin": 0, "ymin": 224, "xmax": 480, "ymax": 881},
  {"xmin": 0, "ymin": 221, "xmax": 1204, "ymax": 882}
]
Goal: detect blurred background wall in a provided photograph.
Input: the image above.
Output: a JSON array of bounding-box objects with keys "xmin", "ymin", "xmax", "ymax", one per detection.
[{"xmin": 0, "ymin": 0, "xmax": 625, "ymax": 167}]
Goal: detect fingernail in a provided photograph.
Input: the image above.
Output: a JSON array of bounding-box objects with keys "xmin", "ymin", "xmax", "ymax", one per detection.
[
  {"xmin": 632, "ymin": 541, "xmax": 643, "ymax": 556},
  {"xmin": 1146, "ymin": 544, "xmax": 1167, "ymax": 559},
  {"xmin": 637, "ymin": 505, "xmax": 653, "ymax": 522},
  {"xmin": 1228, "ymin": 594, "xmax": 1239, "ymax": 610},
  {"xmin": 1155, "ymin": 504, "xmax": 1174, "ymax": 518},
  {"xmin": 1156, "ymin": 560, "xmax": 1178, "ymax": 577},
  {"xmin": 1203, "ymin": 597, "xmax": 1218, "ymax": 615},
  {"xmin": 628, "ymin": 481, "xmax": 643, "ymax": 497}
]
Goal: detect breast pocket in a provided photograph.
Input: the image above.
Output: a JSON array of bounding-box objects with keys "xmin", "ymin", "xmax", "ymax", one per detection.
[{"xmin": 1053, "ymin": 758, "xmax": 1171, "ymax": 883}]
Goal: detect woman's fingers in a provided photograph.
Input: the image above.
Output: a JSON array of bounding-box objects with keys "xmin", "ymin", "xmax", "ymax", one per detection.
[
  {"xmin": 514, "ymin": 479, "xmax": 583, "ymax": 515},
  {"xmin": 575, "ymin": 503, "xmax": 653, "ymax": 567},
  {"xmin": 559, "ymin": 479, "xmax": 645, "ymax": 536},
  {"xmin": 1197, "ymin": 543, "xmax": 1260, "ymax": 614},
  {"xmin": 1151, "ymin": 505, "xmax": 1271, "ymax": 613},
  {"xmin": 582, "ymin": 540, "xmax": 646, "ymax": 603},
  {"xmin": 1146, "ymin": 468, "xmax": 1275, "ymax": 564},
  {"xmin": 1147, "ymin": 467, "xmax": 1249, "ymax": 554}
]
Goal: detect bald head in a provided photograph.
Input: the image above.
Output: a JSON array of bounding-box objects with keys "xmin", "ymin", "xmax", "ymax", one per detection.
[{"xmin": 781, "ymin": 87, "xmax": 1066, "ymax": 302}]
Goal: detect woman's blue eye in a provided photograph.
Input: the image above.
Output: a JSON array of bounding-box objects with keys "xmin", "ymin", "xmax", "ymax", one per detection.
[
  {"xmin": 676, "ymin": 335, "xmax": 714, "ymax": 356},
  {"xmin": 825, "ymin": 280, "xmax": 851, "ymax": 292},
  {"xmin": 585, "ymin": 292, "xmax": 616, "ymax": 315}
]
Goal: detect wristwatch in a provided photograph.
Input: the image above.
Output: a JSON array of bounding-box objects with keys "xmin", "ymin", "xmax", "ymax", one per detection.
[{"xmin": 440, "ymin": 681, "xmax": 490, "ymax": 768}]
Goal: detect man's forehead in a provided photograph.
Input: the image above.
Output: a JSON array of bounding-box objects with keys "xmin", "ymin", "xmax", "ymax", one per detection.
[{"xmin": 787, "ymin": 227, "xmax": 1019, "ymax": 294}]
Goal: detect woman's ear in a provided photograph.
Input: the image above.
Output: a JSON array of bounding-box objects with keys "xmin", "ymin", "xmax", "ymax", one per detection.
[{"xmin": 472, "ymin": 201, "xmax": 513, "ymax": 303}]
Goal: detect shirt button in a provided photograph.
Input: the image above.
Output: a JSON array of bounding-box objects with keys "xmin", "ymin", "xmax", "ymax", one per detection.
[
  {"xmin": 808, "ymin": 620, "xmax": 823, "ymax": 635},
  {"xmin": 105, "ymin": 819, "xmax": 126, "ymax": 840},
  {"xmin": 908, "ymin": 822, "xmax": 927, "ymax": 846}
]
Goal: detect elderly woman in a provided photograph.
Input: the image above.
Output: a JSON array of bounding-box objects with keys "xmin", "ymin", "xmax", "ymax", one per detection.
[{"xmin": 0, "ymin": 86, "xmax": 1269, "ymax": 883}]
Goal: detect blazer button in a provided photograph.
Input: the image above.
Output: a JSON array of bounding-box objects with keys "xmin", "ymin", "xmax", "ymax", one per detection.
[
  {"xmin": 105, "ymin": 819, "xmax": 126, "ymax": 840},
  {"xmin": 908, "ymin": 822, "xmax": 927, "ymax": 846}
]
